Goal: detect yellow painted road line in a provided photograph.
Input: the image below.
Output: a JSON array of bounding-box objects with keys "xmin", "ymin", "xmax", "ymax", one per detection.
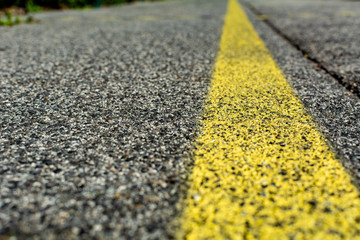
[{"xmin": 177, "ymin": 0, "xmax": 360, "ymax": 239}]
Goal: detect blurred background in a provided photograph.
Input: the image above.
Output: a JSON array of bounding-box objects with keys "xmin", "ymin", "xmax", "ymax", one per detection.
[
  {"xmin": 0, "ymin": 0, "xmax": 162, "ymax": 25},
  {"xmin": 0, "ymin": 0, "xmax": 159, "ymax": 11}
]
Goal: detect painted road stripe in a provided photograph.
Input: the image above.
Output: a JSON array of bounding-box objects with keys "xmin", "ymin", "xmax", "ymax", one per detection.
[{"xmin": 177, "ymin": 0, "xmax": 360, "ymax": 239}]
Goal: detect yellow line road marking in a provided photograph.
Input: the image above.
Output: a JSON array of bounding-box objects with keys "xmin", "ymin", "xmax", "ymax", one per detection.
[{"xmin": 177, "ymin": 0, "xmax": 360, "ymax": 239}]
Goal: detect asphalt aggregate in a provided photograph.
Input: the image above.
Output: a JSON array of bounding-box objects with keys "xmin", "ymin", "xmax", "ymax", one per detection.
[
  {"xmin": 1, "ymin": 0, "xmax": 360, "ymax": 239},
  {"xmin": 246, "ymin": 0, "xmax": 360, "ymax": 95},
  {"xmin": 0, "ymin": 1, "xmax": 226, "ymax": 239}
]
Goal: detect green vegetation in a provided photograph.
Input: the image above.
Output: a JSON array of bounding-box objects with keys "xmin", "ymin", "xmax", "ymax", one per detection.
[
  {"xmin": 26, "ymin": 0, "xmax": 43, "ymax": 12},
  {"xmin": 0, "ymin": 8, "xmax": 35, "ymax": 26},
  {"xmin": 0, "ymin": 0, "xmax": 162, "ymax": 26},
  {"xmin": 0, "ymin": 0, "xmax": 153, "ymax": 11},
  {"xmin": 0, "ymin": 11, "xmax": 17, "ymax": 25}
]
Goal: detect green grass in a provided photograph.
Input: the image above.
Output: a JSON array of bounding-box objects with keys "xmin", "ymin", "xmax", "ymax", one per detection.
[
  {"xmin": 0, "ymin": 11, "xmax": 17, "ymax": 26},
  {"xmin": 1, "ymin": 0, "xmax": 160, "ymax": 10},
  {"xmin": 0, "ymin": 10, "xmax": 35, "ymax": 26},
  {"xmin": 26, "ymin": 0, "xmax": 43, "ymax": 12},
  {"xmin": 0, "ymin": 0, "xmax": 166, "ymax": 27}
]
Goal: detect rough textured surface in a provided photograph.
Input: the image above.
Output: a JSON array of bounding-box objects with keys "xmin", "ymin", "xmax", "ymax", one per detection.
[
  {"xmin": 2, "ymin": 0, "xmax": 360, "ymax": 238},
  {"xmin": 179, "ymin": 1, "xmax": 360, "ymax": 238},
  {"xmin": 0, "ymin": 1, "xmax": 226, "ymax": 239},
  {"xmin": 246, "ymin": 0, "xmax": 360, "ymax": 94},
  {"xmin": 243, "ymin": 2, "xmax": 360, "ymax": 186}
]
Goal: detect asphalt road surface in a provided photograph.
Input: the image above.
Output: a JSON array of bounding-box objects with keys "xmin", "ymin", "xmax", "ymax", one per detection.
[
  {"xmin": 1, "ymin": 0, "xmax": 360, "ymax": 239},
  {"xmin": 246, "ymin": 0, "xmax": 360, "ymax": 95},
  {"xmin": 244, "ymin": 0, "xmax": 360, "ymax": 188},
  {"xmin": 0, "ymin": 1, "xmax": 226, "ymax": 239}
]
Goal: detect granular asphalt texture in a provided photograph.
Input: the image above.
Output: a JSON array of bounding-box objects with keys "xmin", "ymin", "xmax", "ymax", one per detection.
[
  {"xmin": 0, "ymin": 0, "xmax": 226, "ymax": 239},
  {"xmin": 178, "ymin": 1, "xmax": 360, "ymax": 238},
  {"xmin": 2, "ymin": 0, "xmax": 360, "ymax": 239}
]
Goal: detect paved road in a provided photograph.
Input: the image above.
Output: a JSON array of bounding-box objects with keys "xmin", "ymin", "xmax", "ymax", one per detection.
[
  {"xmin": 244, "ymin": 0, "xmax": 360, "ymax": 186},
  {"xmin": 245, "ymin": 0, "xmax": 360, "ymax": 95},
  {"xmin": 1, "ymin": 0, "xmax": 360, "ymax": 239},
  {"xmin": 179, "ymin": 0, "xmax": 360, "ymax": 238},
  {"xmin": 0, "ymin": 1, "xmax": 226, "ymax": 239}
]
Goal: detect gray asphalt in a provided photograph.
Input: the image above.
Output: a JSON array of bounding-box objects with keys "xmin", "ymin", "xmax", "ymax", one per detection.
[
  {"xmin": 1, "ymin": 0, "xmax": 360, "ymax": 239},
  {"xmin": 0, "ymin": 1, "xmax": 226, "ymax": 239},
  {"xmin": 245, "ymin": 0, "xmax": 360, "ymax": 95}
]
